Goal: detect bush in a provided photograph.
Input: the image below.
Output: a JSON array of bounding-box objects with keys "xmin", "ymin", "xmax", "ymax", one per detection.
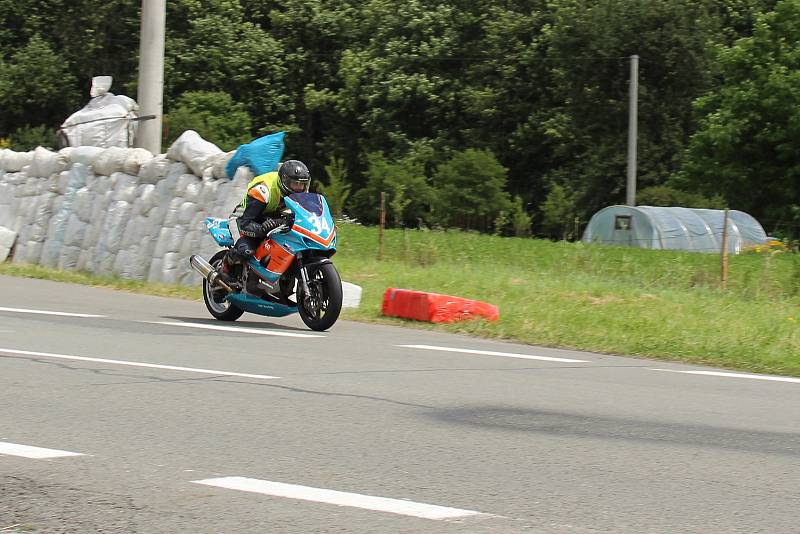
[
  {"xmin": 430, "ymin": 148, "xmax": 511, "ymax": 232},
  {"xmin": 317, "ymin": 156, "xmax": 351, "ymax": 219},
  {"xmin": 8, "ymin": 124, "xmax": 60, "ymax": 151},
  {"xmin": 349, "ymin": 151, "xmax": 433, "ymax": 226},
  {"xmin": 165, "ymin": 91, "xmax": 252, "ymax": 150},
  {"xmin": 637, "ymin": 185, "xmax": 724, "ymax": 209},
  {"xmin": 540, "ymin": 183, "xmax": 577, "ymax": 240}
]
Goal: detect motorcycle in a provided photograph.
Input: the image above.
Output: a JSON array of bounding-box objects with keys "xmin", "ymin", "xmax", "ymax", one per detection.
[{"xmin": 189, "ymin": 192, "xmax": 342, "ymax": 331}]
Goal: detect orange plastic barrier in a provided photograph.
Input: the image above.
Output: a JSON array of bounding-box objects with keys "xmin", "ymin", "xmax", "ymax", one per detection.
[{"xmin": 381, "ymin": 288, "xmax": 499, "ymax": 323}]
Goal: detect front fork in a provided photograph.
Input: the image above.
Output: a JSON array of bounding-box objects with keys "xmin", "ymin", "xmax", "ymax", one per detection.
[
  {"xmin": 296, "ymin": 253, "xmax": 313, "ymax": 302},
  {"xmin": 296, "ymin": 254, "xmax": 325, "ymax": 314}
]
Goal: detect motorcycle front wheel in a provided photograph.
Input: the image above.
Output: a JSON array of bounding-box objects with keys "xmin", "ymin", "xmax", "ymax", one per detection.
[
  {"xmin": 202, "ymin": 250, "xmax": 244, "ymax": 321},
  {"xmin": 297, "ymin": 262, "xmax": 343, "ymax": 331}
]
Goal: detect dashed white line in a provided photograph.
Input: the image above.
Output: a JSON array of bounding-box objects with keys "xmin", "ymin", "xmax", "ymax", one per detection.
[
  {"xmin": 399, "ymin": 344, "xmax": 590, "ymax": 363},
  {"xmin": 0, "ymin": 347, "xmax": 280, "ymax": 380},
  {"xmin": 650, "ymin": 368, "xmax": 800, "ymax": 384},
  {"xmin": 192, "ymin": 477, "xmax": 488, "ymax": 520},
  {"xmin": 0, "ymin": 306, "xmax": 105, "ymax": 318},
  {"xmin": 146, "ymin": 321, "xmax": 323, "ymax": 338},
  {"xmin": 0, "ymin": 442, "xmax": 85, "ymax": 459}
]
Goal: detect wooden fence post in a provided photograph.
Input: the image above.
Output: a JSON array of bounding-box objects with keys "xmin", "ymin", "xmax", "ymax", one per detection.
[
  {"xmin": 378, "ymin": 191, "xmax": 386, "ymax": 261},
  {"xmin": 721, "ymin": 208, "xmax": 730, "ymax": 290}
]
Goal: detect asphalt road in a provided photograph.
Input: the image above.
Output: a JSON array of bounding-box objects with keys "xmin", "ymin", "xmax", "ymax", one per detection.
[{"xmin": 0, "ymin": 274, "xmax": 798, "ymax": 533}]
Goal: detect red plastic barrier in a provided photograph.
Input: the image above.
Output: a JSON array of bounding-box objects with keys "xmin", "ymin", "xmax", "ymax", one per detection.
[{"xmin": 381, "ymin": 288, "xmax": 499, "ymax": 323}]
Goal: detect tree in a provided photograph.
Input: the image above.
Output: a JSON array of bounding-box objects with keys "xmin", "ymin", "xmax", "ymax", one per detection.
[
  {"xmin": 676, "ymin": 0, "xmax": 800, "ymax": 224},
  {"xmin": 165, "ymin": 91, "xmax": 252, "ymax": 151},
  {"xmin": 431, "ymin": 148, "xmax": 512, "ymax": 231},
  {"xmin": 0, "ymin": 36, "xmax": 78, "ymax": 136},
  {"xmin": 636, "ymin": 185, "xmax": 724, "ymax": 209},
  {"xmin": 317, "ymin": 156, "xmax": 351, "ymax": 219},
  {"xmin": 350, "ymin": 151, "xmax": 433, "ymax": 226},
  {"xmin": 540, "ymin": 183, "xmax": 577, "ymax": 240},
  {"xmin": 537, "ymin": 0, "xmax": 727, "ymax": 220},
  {"xmin": 165, "ymin": 0, "xmax": 290, "ymax": 140}
]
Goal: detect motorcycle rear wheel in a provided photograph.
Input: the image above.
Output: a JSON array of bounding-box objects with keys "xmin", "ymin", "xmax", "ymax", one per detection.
[
  {"xmin": 298, "ymin": 262, "xmax": 342, "ymax": 331},
  {"xmin": 203, "ymin": 251, "xmax": 244, "ymax": 321}
]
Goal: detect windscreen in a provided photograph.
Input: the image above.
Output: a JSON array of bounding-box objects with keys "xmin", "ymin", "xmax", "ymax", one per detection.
[{"xmin": 288, "ymin": 192, "xmax": 325, "ymax": 215}]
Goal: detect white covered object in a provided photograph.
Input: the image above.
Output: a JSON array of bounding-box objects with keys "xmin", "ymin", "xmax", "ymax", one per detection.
[
  {"xmin": 60, "ymin": 76, "xmax": 139, "ymax": 148},
  {"xmin": 0, "ymin": 149, "xmax": 34, "ymax": 172},
  {"xmin": 28, "ymin": 146, "xmax": 69, "ymax": 178},
  {"xmin": 341, "ymin": 282, "xmax": 362, "ymax": 308},
  {"xmin": 166, "ymin": 130, "xmax": 223, "ymax": 176},
  {"xmin": 0, "ymin": 226, "xmax": 16, "ymax": 262},
  {"xmin": 66, "ymin": 146, "xmax": 105, "ymax": 167}
]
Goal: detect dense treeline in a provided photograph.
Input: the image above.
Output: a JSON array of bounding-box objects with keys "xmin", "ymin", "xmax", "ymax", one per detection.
[{"xmin": 2, "ymin": 0, "xmax": 798, "ymax": 236}]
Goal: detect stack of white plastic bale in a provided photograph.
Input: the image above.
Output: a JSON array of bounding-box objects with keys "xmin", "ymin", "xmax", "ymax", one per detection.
[{"xmin": 0, "ymin": 130, "xmax": 249, "ymax": 284}]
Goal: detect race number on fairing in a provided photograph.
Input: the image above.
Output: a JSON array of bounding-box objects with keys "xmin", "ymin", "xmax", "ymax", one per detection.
[{"xmin": 309, "ymin": 214, "xmax": 331, "ymax": 234}]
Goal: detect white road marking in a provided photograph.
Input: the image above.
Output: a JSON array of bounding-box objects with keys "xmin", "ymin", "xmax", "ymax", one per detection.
[
  {"xmin": 192, "ymin": 477, "xmax": 488, "ymax": 520},
  {"xmin": 650, "ymin": 368, "xmax": 800, "ymax": 384},
  {"xmin": 399, "ymin": 344, "xmax": 590, "ymax": 363},
  {"xmin": 147, "ymin": 321, "xmax": 323, "ymax": 338},
  {"xmin": 0, "ymin": 347, "xmax": 280, "ymax": 380},
  {"xmin": 0, "ymin": 306, "xmax": 105, "ymax": 318},
  {"xmin": 0, "ymin": 442, "xmax": 85, "ymax": 459}
]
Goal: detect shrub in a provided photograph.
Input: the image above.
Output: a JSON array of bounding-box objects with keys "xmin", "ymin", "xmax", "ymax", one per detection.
[{"xmin": 165, "ymin": 91, "xmax": 252, "ymax": 150}]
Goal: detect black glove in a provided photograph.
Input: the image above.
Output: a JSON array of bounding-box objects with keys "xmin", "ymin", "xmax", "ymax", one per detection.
[
  {"xmin": 282, "ymin": 213, "xmax": 295, "ymax": 228},
  {"xmin": 261, "ymin": 218, "xmax": 283, "ymax": 234}
]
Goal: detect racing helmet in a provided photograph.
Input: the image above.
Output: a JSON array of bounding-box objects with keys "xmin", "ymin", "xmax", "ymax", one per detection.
[{"xmin": 278, "ymin": 160, "xmax": 311, "ymax": 195}]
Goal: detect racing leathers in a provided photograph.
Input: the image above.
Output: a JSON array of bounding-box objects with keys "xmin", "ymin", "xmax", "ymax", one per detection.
[{"xmin": 226, "ymin": 171, "xmax": 293, "ymax": 266}]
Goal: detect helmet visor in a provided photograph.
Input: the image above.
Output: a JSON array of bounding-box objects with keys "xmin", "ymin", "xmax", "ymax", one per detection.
[{"xmin": 286, "ymin": 178, "xmax": 309, "ymax": 193}]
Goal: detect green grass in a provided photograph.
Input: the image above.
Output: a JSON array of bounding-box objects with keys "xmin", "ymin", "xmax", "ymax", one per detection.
[{"xmin": 2, "ymin": 223, "xmax": 799, "ymax": 376}]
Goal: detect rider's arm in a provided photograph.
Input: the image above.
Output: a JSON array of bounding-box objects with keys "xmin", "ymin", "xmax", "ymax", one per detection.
[
  {"xmin": 238, "ymin": 196, "xmax": 286, "ymax": 238},
  {"xmin": 238, "ymin": 197, "xmax": 270, "ymax": 238}
]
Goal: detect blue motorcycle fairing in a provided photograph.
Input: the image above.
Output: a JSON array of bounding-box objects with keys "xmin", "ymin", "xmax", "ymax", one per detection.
[
  {"xmin": 225, "ymin": 293, "xmax": 297, "ymax": 316},
  {"xmin": 274, "ymin": 193, "xmax": 337, "ymax": 252},
  {"xmin": 204, "ymin": 217, "xmax": 234, "ymax": 247}
]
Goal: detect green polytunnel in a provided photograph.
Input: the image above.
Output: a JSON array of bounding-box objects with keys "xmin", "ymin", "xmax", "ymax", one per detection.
[{"xmin": 581, "ymin": 206, "xmax": 768, "ymax": 253}]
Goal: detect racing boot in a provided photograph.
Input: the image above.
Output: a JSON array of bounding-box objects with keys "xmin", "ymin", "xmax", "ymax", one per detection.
[{"xmin": 217, "ymin": 251, "xmax": 243, "ymax": 288}]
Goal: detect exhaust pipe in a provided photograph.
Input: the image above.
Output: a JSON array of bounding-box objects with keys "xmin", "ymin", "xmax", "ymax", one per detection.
[{"xmin": 189, "ymin": 254, "xmax": 233, "ymax": 292}]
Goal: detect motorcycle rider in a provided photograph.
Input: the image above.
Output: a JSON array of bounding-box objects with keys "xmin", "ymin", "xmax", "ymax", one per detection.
[{"xmin": 219, "ymin": 160, "xmax": 312, "ymax": 284}]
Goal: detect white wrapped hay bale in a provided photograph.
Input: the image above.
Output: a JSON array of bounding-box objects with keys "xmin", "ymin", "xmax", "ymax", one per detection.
[
  {"xmin": 9, "ymin": 174, "xmax": 56, "ymax": 264},
  {"xmin": 0, "ymin": 226, "xmax": 17, "ymax": 262},
  {"xmin": 160, "ymin": 251, "xmax": 182, "ymax": 284},
  {"xmin": 161, "ymin": 197, "xmax": 184, "ymax": 228},
  {"xmin": 80, "ymin": 175, "xmax": 115, "ymax": 270},
  {"xmin": 29, "ymin": 147, "xmax": 68, "ymax": 178},
  {"xmin": 63, "ymin": 213, "xmax": 89, "ymax": 248},
  {"xmin": 41, "ymin": 164, "xmax": 89, "ymax": 268},
  {"xmin": 92, "ymin": 147, "xmax": 131, "ymax": 176},
  {"xmin": 177, "ymin": 201, "xmax": 197, "ymax": 226},
  {"xmin": 94, "ymin": 200, "xmax": 132, "ymax": 276},
  {"xmin": 123, "ymin": 148, "xmax": 153, "ymax": 176},
  {"xmin": 57, "ymin": 245, "xmax": 82, "ymax": 270},
  {"xmin": 111, "ymin": 173, "xmax": 139, "ymax": 203},
  {"xmin": 67, "ymin": 146, "xmax": 105, "ymax": 167},
  {"xmin": 152, "ymin": 226, "xmax": 186, "ymax": 259},
  {"xmin": 179, "ymin": 177, "xmax": 202, "ymax": 204},
  {"xmin": 166, "ymin": 130, "xmax": 223, "ymax": 176},
  {"xmin": 0, "ymin": 149, "xmax": 34, "ymax": 172},
  {"xmin": 208, "ymin": 150, "xmax": 235, "ymax": 180},
  {"xmin": 0, "ymin": 177, "xmax": 17, "ymax": 228},
  {"xmin": 138, "ymin": 155, "xmax": 172, "ymax": 184}
]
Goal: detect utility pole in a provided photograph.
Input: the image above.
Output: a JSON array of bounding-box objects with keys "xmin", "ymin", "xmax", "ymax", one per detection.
[
  {"xmin": 136, "ymin": 0, "xmax": 166, "ymax": 155},
  {"xmin": 626, "ymin": 54, "xmax": 639, "ymax": 207}
]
